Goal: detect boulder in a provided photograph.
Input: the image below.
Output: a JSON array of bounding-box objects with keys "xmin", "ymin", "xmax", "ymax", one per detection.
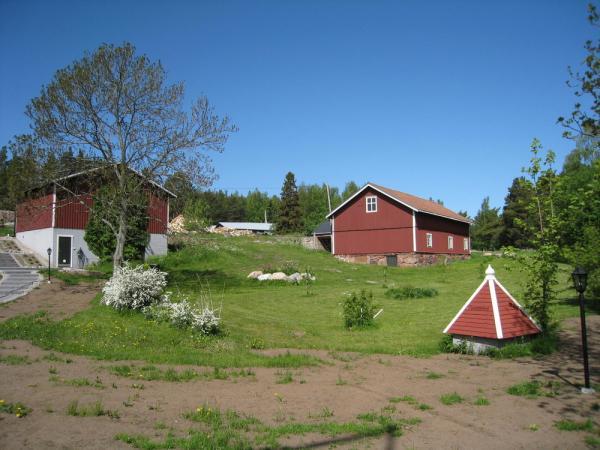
[
  {"xmin": 257, "ymin": 273, "xmax": 272, "ymax": 281},
  {"xmin": 287, "ymin": 272, "xmax": 302, "ymax": 283},
  {"xmin": 247, "ymin": 270, "xmax": 263, "ymax": 279},
  {"xmin": 271, "ymin": 271, "xmax": 288, "ymax": 281}
]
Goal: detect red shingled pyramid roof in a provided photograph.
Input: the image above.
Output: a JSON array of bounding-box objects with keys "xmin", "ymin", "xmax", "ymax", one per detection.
[{"xmin": 444, "ymin": 265, "xmax": 541, "ymax": 339}]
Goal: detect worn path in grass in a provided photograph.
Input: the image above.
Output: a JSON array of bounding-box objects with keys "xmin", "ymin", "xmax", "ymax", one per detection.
[{"xmin": 0, "ymin": 284, "xmax": 598, "ymax": 449}]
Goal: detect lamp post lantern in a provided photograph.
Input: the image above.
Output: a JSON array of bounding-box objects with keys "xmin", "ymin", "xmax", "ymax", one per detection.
[
  {"xmin": 46, "ymin": 248, "xmax": 52, "ymax": 284},
  {"xmin": 572, "ymin": 267, "xmax": 594, "ymax": 393}
]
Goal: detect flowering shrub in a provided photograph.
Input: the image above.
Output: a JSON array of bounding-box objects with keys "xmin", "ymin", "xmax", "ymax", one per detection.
[
  {"xmin": 142, "ymin": 295, "xmax": 221, "ymax": 335},
  {"xmin": 102, "ymin": 264, "xmax": 167, "ymax": 310}
]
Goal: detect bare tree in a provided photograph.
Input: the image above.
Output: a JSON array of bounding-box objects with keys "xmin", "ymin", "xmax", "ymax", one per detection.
[{"xmin": 26, "ymin": 42, "xmax": 237, "ymax": 267}]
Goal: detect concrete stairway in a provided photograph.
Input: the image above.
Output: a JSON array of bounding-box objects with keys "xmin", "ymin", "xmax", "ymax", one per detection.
[{"xmin": 0, "ymin": 252, "xmax": 42, "ymax": 303}]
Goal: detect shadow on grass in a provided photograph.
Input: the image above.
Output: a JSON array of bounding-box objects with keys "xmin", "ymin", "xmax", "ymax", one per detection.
[
  {"xmin": 558, "ymin": 297, "xmax": 600, "ymax": 314},
  {"xmin": 166, "ymin": 269, "xmax": 244, "ymax": 288}
]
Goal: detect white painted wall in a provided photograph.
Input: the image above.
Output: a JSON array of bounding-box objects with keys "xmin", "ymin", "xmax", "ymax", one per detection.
[
  {"xmin": 16, "ymin": 228, "xmax": 54, "ymax": 263},
  {"xmin": 18, "ymin": 228, "xmax": 168, "ymax": 267},
  {"xmin": 53, "ymin": 228, "xmax": 100, "ymax": 268},
  {"xmin": 145, "ymin": 233, "xmax": 168, "ymax": 258}
]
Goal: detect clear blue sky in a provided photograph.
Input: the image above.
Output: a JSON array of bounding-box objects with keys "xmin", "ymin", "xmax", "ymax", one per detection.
[{"xmin": 0, "ymin": 0, "xmax": 592, "ymax": 216}]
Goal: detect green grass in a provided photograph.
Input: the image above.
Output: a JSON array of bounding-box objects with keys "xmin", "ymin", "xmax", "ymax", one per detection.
[
  {"xmin": 0, "ymin": 400, "xmax": 31, "ymax": 417},
  {"xmin": 507, "ymin": 380, "xmax": 561, "ymax": 398},
  {"xmin": 113, "ymin": 403, "xmax": 420, "ymax": 449},
  {"xmin": 0, "ymin": 234, "xmax": 590, "ymax": 367},
  {"xmin": 66, "ymin": 400, "xmax": 119, "ymax": 418},
  {"xmin": 440, "ymin": 392, "xmax": 464, "ymax": 405},
  {"xmin": 0, "ymin": 354, "xmax": 31, "ymax": 365},
  {"xmin": 49, "ymin": 261, "xmax": 113, "ymax": 285},
  {"xmin": 474, "ymin": 396, "xmax": 490, "ymax": 406},
  {"xmin": 585, "ymin": 435, "xmax": 600, "ymax": 447},
  {"xmin": 50, "ymin": 376, "xmax": 104, "ymax": 389},
  {"xmin": 554, "ymin": 419, "xmax": 594, "ymax": 432},
  {"xmin": 0, "ymin": 225, "xmax": 14, "ymax": 236},
  {"xmin": 426, "ymin": 371, "xmax": 444, "ymax": 379},
  {"xmin": 384, "ymin": 286, "xmax": 438, "ymax": 299}
]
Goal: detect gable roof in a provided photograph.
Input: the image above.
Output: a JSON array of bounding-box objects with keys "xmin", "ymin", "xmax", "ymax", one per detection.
[
  {"xmin": 27, "ymin": 165, "xmax": 177, "ymax": 198},
  {"xmin": 443, "ymin": 265, "xmax": 541, "ymax": 340},
  {"xmin": 326, "ymin": 182, "xmax": 470, "ymax": 223}
]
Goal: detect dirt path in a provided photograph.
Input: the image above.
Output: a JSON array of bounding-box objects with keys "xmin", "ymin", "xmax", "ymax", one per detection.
[{"xmin": 0, "ymin": 284, "xmax": 598, "ymax": 449}]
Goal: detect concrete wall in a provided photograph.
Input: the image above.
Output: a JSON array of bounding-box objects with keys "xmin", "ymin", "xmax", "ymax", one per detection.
[
  {"xmin": 145, "ymin": 233, "xmax": 168, "ymax": 258},
  {"xmin": 16, "ymin": 228, "xmax": 54, "ymax": 263},
  {"xmin": 18, "ymin": 228, "xmax": 167, "ymax": 267}
]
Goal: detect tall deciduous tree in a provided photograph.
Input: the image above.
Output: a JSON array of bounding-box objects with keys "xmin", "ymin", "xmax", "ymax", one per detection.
[
  {"xmin": 342, "ymin": 181, "xmax": 360, "ymax": 200},
  {"xmin": 26, "ymin": 43, "xmax": 236, "ymax": 267},
  {"xmin": 558, "ymin": 3, "xmax": 599, "ymax": 139},
  {"xmin": 277, "ymin": 172, "xmax": 302, "ymax": 233}
]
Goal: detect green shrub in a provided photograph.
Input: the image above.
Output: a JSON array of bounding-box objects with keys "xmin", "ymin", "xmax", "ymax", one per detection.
[
  {"xmin": 385, "ymin": 287, "xmax": 438, "ymax": 300},
  {"xmin": 343, "ymin": 290, "xmax": 376, "ymax": 328}
]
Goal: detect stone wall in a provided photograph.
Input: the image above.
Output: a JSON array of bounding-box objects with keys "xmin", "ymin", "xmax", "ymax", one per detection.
[{"xmin": 335, "ymin": 252, "xmax": 469, "ymax": 267}]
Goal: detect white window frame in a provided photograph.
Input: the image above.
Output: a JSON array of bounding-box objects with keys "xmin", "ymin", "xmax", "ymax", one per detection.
[
  {"xmin": 448, "ymin": 236, "xmax": 454, "ymax": 250},
  {"xmin": 366, "ymin": 196, "xmax": 377, "ymax": 213},
  {"xmin": 426, "ymin": 233, "xmax": 433, "ymax": 248},
  {"xmin": 463, "ymin": 237, "xmax": 469, "ymax": 251}
]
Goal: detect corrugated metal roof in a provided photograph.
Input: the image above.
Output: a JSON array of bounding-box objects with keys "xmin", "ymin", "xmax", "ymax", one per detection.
[
  {"xmin": 313, "ymin": 220, "xmax": 332, "ymax": 235},
  {"xmin": 217, "ymin": 222, "xmax": 273, "ymax": 231}
]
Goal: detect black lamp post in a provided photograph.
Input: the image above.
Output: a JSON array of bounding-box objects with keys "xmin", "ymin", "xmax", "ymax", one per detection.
[
  {"xmin": 572, "ymin": 267, "xmax": 594, "ymax": 393},
  {"xmin": 46, "ymin": 248, "xmax": 52, "ymax": 284}
]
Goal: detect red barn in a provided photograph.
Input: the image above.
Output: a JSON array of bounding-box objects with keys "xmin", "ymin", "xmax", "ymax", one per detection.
[
  {"xmin": 15, "ymin": 168, "xmax": 175, "ymax": 268},
  {"xmin": 325, "ymin": 183, "xmax": 471, "ymax": 266},
  {"xmin": 443, "ymin": 265, "xmax": 540, "ymax": 353}
]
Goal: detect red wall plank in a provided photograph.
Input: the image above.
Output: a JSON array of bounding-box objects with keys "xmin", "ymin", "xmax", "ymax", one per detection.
[
  {"xmin": 333, "ymin": 188, "xmax": 413, "ymax": 255},
  {"xmin": 415, "ymin": 213, "xmax": 470, "ymax": 255},
  {"xmin": 147, "ymin": 194, "xmax": 168, "ymax": 234},
  {"xmin": 55, "ymin": 194, "xmax": 93, "ymax": 230},
  {"xmin": 16, "ymin": 194, "xmax": 53, "ymax": 232}
]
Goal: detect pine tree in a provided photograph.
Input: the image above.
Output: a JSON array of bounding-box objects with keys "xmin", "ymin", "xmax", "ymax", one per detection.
[
  {"xmin": 470, "ymin": 197, "xmax": 503, "ymax": 250},
  {"xmin": 277, "ymin": 172, "xmax": 302, "ymax": 233}
]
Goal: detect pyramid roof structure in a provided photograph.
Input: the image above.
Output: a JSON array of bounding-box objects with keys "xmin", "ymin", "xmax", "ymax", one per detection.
[{"xmin": 444, "ymin": 265, "xmax": 541, "ymax": 339}]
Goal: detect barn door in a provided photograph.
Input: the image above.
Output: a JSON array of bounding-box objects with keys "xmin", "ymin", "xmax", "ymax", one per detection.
[{"xmin": 58, "ymin": 236, "xmax": 72, "ymax": 267}]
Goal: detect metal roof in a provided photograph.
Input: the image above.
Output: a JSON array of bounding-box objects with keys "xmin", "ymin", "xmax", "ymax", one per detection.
[
  {"xmin": 313, "ymin": 220, "xmax": 332, "ymax": 235},
  {"xmin": 217, "ymin": 222, "xmax": 273, "ymax": 231}
]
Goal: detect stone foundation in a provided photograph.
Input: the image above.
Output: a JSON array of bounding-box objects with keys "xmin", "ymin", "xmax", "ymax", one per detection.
[
  {"xmin": 451, "ymin": 334, "xmax": 533, "ymax": 355},
  {"xmin": 335, "ymin": 252, "xmax": 469, "ymax": 267}
]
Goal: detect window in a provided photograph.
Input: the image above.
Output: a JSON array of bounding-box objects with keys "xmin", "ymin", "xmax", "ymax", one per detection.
[
  {"xmin": 463, "ymin": 238, "xmax": 469, "ymax": 251},
  {"xmin": 426, "ymin": 233, "xmax": 433, "ymax": 248},
  {"xmin": 448, "ymin": 236, "xmax": 454, "ymax": 250},
  {"xmin": 366, "ymin": 196, "xmax": 377, "ymax": 213}
]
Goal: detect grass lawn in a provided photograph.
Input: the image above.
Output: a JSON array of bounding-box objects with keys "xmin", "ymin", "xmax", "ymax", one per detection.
[
  {"xmin": 0, "ymin": 234, "xmax": 591, "ymax": 367},
  {"xmin": 0, "ymin": 225, "xmax": 14, "ymax": 236}
]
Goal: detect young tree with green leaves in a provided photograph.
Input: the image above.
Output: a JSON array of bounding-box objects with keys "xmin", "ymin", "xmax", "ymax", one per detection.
[
  {"xmin": 277, "ymin": 172, "xmax": 303, "ymax": 233},
  {"xmin": 26, "ymin": 42, "xmax": 236, "ymax": 267}
]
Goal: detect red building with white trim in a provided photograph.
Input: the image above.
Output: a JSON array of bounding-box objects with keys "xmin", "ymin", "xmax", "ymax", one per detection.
[
  {"xmin": 324, "ymin": 183, "xmax": 471, "ymax": 266},
  {"xmin": 15, "ymin": 169, "xmax": 174, "ymax": 268},
  {"xmin": 444, "ymin": 265, "xmax": 540, "ymax": 353}
]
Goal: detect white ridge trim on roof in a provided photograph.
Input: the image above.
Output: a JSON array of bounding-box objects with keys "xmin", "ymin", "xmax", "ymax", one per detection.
[
  {"xmin": 443, "ymin": 277, "xmax": 489, "ymax": 334},
  {"xmin": 494, "ymin": 278, "xmax": 542, "ymax": 332},
  {"xmin": 326, "ymin": 182, "xmax": 469, "ymax": 223}
]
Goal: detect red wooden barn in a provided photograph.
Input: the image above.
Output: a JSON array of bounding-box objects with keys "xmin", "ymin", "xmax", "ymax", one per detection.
[
  {"xmin": 323, "ymin": 182, "xmax": 471, "ymax": 266},
  {"xmin": 15, "ymin": 168, "xmax": 174, "ymax": 269},
  {"xmin": 444, "ymin": 265, "xmax": 540, "ymax": 353}
]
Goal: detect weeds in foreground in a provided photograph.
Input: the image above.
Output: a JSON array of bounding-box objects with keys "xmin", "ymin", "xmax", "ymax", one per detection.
[
  {"xmin": 426, "ymin": 371, "xmax": 444, "ymax": 380},
  {"xmin": 308, "ymin": 407, "xmax": 334, "ymax": 419},
  {"xmin": 584, "ymin": 435, "xmax": 600, "ymax": 447},
  {"xmin": 554, "ymin": 419, "xmax": 594, "ymax": 432},
  {"xmin": 0, "ymin": 400, "xmax": 31, "ymax": 418},
  {"xmin": 49, "ymin": 376, "xmax": 104, "ymax": 389},
  {"xmin": 336, "ymin": 376, "xmax": 348, "ymax": 386},
  {"xmin": 66, "ymin": 400, "xmax": 119, "ymax": 419},
  {"xmin": 109, "ymin": 364, "xmax": 254, "ymax": 382},
  {"xmin": 114, "ymin": 402, "xmax": 422, "ymax": 449},
  {"xmin": 0, "ymin": 354, "xmax": 31, "ymax": 365},
  {"xmin": 507, "ymin": 380, "xmax": 561, "ymax": 398},
  {"xmin": 474, "ymin": 396, "xmax": 490, "ymax": 406},
  {"xmin": 275, "ymin": 370, "xmax": 293, "ymax": 384},
  {"xmin": 440, "ymin": 393, "xmax": 463, "ymax": 405}
]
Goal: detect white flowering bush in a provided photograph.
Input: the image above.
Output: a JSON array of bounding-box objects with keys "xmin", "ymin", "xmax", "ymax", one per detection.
[
  {"xmin": 102, "ymin": 264, "xmax": 168, "ymax": 310},
  {"xmin": 142, "ymin": 294, "xmax": 221, "ymax": 335}
]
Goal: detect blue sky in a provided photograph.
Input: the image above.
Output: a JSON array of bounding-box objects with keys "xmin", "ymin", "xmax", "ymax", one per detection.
[{"xmin": 0, "ymin": 0, "xmax": 592, "ymax": 216}]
